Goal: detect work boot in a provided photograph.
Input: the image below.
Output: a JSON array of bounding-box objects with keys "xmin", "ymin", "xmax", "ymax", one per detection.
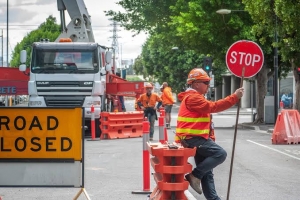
[
  {"xmin": 166, "ymin": 123, "xmax": 170, "ymax": 129},
  {"xmin": 185, "ymin": 173, "xmax": 202, "ymax": 194}
]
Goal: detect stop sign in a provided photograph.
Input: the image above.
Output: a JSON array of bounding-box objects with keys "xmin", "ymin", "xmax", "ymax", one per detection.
[{"xmin": 226, "ymin": 40, "xmax": 264, "ymax": 78}]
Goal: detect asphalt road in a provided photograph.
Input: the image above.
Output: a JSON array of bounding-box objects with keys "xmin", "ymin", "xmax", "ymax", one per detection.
[
  {"xmin": 1, "ymin": 98, "xmax": 299, "ymax": 199},
  {"xmin": 187, "ymin": 128, "xmax": 300, "ymax": 200},
  {"xmin": 1, "ymin": 127, "xmax": 299, "ymax": 200}
]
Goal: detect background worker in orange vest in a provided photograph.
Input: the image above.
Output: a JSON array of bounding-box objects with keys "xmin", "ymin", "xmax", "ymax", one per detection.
[
  {"xmin": 175, "ymin": 68, "xmax": 244, "ymax": 199},
  {"xmin": 137, "ymin": 83, "xmax": 162, "ymax": 141},
  {"xmin": 161, "ymin": 82, "xmax": 175, "ymax": 129}
]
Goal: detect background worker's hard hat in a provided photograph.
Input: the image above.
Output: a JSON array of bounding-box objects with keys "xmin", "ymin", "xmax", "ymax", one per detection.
[
  {"xmin": 187, "ymin": 68, "xmax": 211, "ymax": 84},
  {"xmin": 145, "ymin": 83, "xmax": 153, "ymax": 88}
]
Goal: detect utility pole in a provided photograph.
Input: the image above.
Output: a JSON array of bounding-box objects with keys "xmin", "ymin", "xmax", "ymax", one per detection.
[
  {"xmin": 274, "ymin": 16, "xmax": 279, "ymax": 122},
  {"xmin": 6, "ymin": 0, "xmax": 9, "ymax": 67},
  {"xmin": 1, "ymin": 29, "xmax": 3, "ymax": 66},
  {"xmin": 109, "ymin": 20, "xmax": 121, "ymax": 73}
]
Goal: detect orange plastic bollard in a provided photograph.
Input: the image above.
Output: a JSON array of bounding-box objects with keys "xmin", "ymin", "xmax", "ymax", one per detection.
[
  {"xmin": 280, "ymin": 101, "xmax": 284, "ymax": 112},
  {"xmin": 158, "ymin": 115, "xmax": 165, "ymax": 143},
  {"xmin": 142, "ymin": 117, "xmax": 150, "ymax": 191},
  {"xmin": 91, "ymin": 104, "xmax": 95, "ymax": 140},
  {"xmin": 160, "ymin": 109, "xmax": 165, "ymax": 117},
  {"xmin": 132, "ymin": 117, "xmax": 151, "ymax": 195}
]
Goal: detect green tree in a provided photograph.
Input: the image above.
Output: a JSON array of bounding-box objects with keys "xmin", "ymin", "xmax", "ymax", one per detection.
[
  {"xmin": 10, "ymin": 15, "xmax": 60, "ymax": 67},
  {"xmin": 107, "ymin": 0, "xmax": 300, "ymax": 120},
  {"xmin": 141, "ymin": 33, "xmax": 206, "ymax": 93},
  {"xmin": 105, "ymin": 0, "xmax": 177, "ymax": 34},
  {"xmin": 168, "ymin": 0, "xmax": 278, "ymax": 123},
  {"xmin": 132, "ymin": 55, "xmax": 149, "ymax": 79},
  {"xmin": 242, "ymin": 0, "xmax": 300, "ymax": 112}
]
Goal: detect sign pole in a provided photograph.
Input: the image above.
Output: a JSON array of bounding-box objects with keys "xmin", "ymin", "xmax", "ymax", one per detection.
[
  {"xmin": 226, "ymin": 67, "xmax": 245, "ymax": 200},
  {"xmin": 225, "ymin": 40, "xmax": 264, "ymax": 200}
]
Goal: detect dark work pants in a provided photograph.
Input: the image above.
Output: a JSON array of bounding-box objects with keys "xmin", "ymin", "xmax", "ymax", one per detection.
[
  {"xmin": 185, "ymin": 137, "xmax": 227, "ymax": 200},
  {"xmin": 146, "ymin": 113, "xmax": 156, "ymax": 138}
]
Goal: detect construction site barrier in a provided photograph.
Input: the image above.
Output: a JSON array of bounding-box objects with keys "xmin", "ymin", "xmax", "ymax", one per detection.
[
  {"xmin": 132, "ymin": 118, "xmax": 152, "ymax": 195},
  {"xmin": 159, "ymin": 109, "xmax": 168, "ymax": 144},
  {"xmin": 148, "ymin": 143, "xmax": 196, "ymax": 200},
  {"xmin": 100, "ymin": 111, "xmax": 144, "ymax": 139},
  {"xmin": 272, "ymin": 109, "xmax": 300, "ymax": 144},
  {"xmin": 158, "ymin": 112, "xmax": 165, "ymax": 143},
  {"xmin": 91, "ymin": 105, "xmax": 95, "ymax": 140}
]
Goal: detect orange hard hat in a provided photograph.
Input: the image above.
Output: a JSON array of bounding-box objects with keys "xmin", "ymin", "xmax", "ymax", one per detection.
[
  {"xmin": 187, "ymin": 68, "xmax": 211, "ymax": 84},
  {"xmin": 145, "ymin": 83, "xmax": 153, "ymax": 88}
]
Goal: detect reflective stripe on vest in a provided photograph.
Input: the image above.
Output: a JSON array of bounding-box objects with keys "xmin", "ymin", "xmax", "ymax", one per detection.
[
  {"xmin": 175, "ymin": 93, "xmax": 211, "ymax": 141},
  {"xmin": 177, "ymin": 116, "xmax": 210, "ymax": 123}
]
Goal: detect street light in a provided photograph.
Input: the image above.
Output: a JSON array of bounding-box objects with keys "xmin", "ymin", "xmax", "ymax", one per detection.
[
  {"xmin": 216, "ymin": 9, "xmax": 245, "ymax": 15},
  {"xmin": 216, "ymin": 8, "xmax": 279, "ymax": 123}
]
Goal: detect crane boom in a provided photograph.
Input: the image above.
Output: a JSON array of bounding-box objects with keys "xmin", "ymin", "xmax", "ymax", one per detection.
[{"xmin": 56, "ymin": 0, "xmax": 95, "ymax": 42}]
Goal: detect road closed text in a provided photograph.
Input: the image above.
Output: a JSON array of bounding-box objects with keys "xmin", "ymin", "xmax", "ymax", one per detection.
[{"xmin": 0, "ymin": 108, "xmax": 82, "ymax": 160}]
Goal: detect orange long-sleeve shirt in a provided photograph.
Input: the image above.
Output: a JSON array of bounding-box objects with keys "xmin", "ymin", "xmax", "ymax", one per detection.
[
  {"xmin": 162, "ymin": 86, "xmax": 175, "ymax": 105},
  {"xmin": 177, "ymin": 88, "xmax": 239, "ymax": 114}
]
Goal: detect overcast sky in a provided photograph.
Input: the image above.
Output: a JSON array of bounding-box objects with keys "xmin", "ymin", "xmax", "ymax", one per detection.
[{"xmin": 0, "ymin": 0, "xmax": 147, "ymax": 65}]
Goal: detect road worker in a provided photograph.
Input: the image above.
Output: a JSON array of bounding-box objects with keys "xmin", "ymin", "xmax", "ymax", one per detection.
[
  {"xmin": 175, "ymin": 68, "xmax": 244, "ymax": 199},
  {"xmin": 137, "ymin": 83, "xmax": 162, "ymax": 141},
  {"xmin": 160, "ymin": 82, "xmax": 175, "ymax": 129}
]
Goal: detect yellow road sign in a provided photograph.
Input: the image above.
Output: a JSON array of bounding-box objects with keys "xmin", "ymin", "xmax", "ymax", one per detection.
[{"xmin": 0, "ymin": 107, "xmax": 82, "ymax": 160}]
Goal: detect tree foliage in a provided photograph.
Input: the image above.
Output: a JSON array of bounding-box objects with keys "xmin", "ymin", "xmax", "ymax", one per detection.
[
  {"xmin": 106, "ymin": 0, "xmax": 300, "ymax": 121},
  {"xmin": 132, "ymin": 55, "xmax": 148, "ymax": 79},
  {"xmin": 105, "ymin": 0, "xmax": 177, "ymax": 34},
  {"xmin": 10, "ymin": 16, "xmax": 60, "ymax": 67},
  {"xmin": 242, "ymin": 0, "xmax": 300, "ymax": 112}
]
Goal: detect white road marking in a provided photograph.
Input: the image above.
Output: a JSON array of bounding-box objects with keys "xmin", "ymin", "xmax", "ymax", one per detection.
[
  {"xmin": 184, "ymin": 190, "xmax": 197, "ymax": 200},
  {"xmin": 247, "ymin": 140, "xmax": 300, "ymax": 161}
]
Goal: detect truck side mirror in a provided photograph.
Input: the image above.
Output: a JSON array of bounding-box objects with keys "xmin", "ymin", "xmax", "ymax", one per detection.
[
  {"xmin": 19, "ymin": 64, "xmax": 26, "ymax": 72},
  {"xmin": 105, "ymin": 51, "xmax": 112, "ymax": 64},
  {"xmin": 19, "ymin": 50, "xmax": 29, "ymax": 75},
  {"xmin": 20, "ymin": 50, "xmax": 27, "ymax": 63}
]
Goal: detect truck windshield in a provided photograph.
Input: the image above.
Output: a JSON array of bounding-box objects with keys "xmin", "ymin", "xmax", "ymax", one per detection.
[{"xmin": 31, "ymin": 49, "xmax": 99, "ymax": 74}]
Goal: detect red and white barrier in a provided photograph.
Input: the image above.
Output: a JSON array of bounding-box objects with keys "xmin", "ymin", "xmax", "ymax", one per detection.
[
  {"xmin": 159, "ymin": 109, "xmax": 167, "ymax": 144},
  {"xmin": 132, "ymin": 117, "xmax": 151, "ymax": 195},
  {"xmin": 91, "ymin": 104, "xmax": 95, "ymax": 140},
  {"xmin": 280, "ymin": 101, "xmax": 284, "ymax": 112},
  {"xmin": 142, "ymin": 117, "xmax": 150, "ymax": 191},
  {"xmin": 158, "ymin": 112, "xmax": 165, "ymax": 143}
]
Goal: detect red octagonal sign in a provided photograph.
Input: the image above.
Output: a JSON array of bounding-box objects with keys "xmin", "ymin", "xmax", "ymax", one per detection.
[{"xmin": 226, "ymin": 40, "xmax": 264, "ymax": 78}]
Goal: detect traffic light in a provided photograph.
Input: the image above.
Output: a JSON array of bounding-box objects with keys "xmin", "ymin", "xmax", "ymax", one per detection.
[
  {"xmin": 203, "ymin": 56, "xmax": 212, "ymax": 74},
  {"xmin": 297, "ymin": 67, "xmax": 300, "ymax": 75}
]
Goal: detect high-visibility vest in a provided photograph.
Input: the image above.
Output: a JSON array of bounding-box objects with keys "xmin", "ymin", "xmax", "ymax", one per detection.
[{"xmin": 175, "ymin": 96, "xmax": 210, "ymax": 142}]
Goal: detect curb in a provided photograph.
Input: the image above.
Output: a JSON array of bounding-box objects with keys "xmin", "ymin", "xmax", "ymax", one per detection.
[
  {"xmin": 217, "ymin": 112, "xmax": 253, "ymax": 115},
  {"xmin": 236, "ymin": 124, "xmax": 274, "ymax": 134},
  {"xmin": 235, "ymin": 124, "xmax": 259, "ymax": 131}
]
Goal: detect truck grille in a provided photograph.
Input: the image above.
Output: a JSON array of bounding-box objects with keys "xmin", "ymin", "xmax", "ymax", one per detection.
[
  {"xmin": 44, "ymin": 96, "xmax": 85, "ymax": 107},
  {"xmin": 36, "ymin": 81, "xmax": 93, "ymax": 96}
]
